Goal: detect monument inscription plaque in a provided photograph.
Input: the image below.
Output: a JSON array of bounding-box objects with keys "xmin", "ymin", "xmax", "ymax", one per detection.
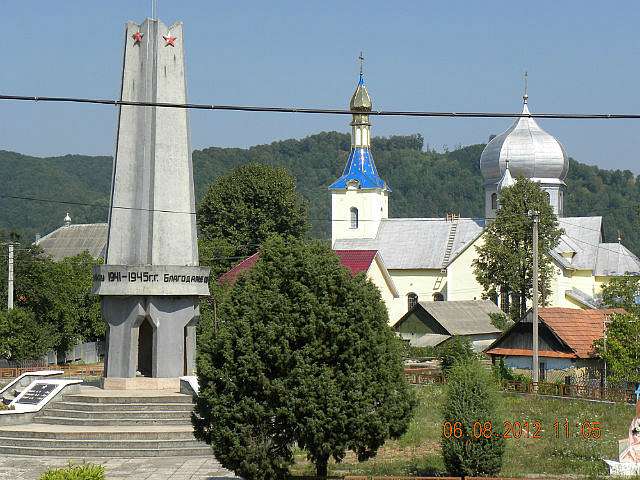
[
  {"xmin": 16, "ymin": 383, "xmax": 56, "ymax": 405},
  {"xmin": 93, "ymin": 265, "xmax": 210, "ymax": 296}
]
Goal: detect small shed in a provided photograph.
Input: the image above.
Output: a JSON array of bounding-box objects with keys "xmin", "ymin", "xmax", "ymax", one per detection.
[
  {"xmin": 484, "ymin": 308, "xmax": 623, "ymax": 381},
  {"xmin": 394, "ymin": 300, "xmax": 503, "ymax": 352}
]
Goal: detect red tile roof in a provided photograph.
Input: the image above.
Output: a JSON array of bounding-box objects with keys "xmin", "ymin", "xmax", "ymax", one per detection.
[
  {"xmin": 218, "ymin": 252, "xmax": 260, "ymax": 285},
  {"xmin": 218, "ymin": 250, "xmax": 378, "ymax": 285},
  {"xmin": 537, "ymin": 308, "xmax": 624, "ymax": 358},
  {"xmin": 333, "ymin": 250, "xmax": 377, "ymax": 276}
]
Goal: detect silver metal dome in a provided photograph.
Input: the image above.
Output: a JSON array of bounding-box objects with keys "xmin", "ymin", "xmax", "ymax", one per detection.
[{"xmin": 480, "ymin": 99, "xmax": 569, "ymax": 184}]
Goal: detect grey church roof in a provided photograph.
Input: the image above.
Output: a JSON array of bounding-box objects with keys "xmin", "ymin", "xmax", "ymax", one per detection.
[
  {"xmin": 595, "ymin": 243, "xmax": 640, "ymax": 276},
  {"xmin": 333, "ymin": 218, "xmax": 486, "ymax": 269},
  {"xmin": 334, "ymin": 214, "xmax": 640, "ymax": 276},
  {"xmin": 553, "ymin": 217, "xmax": 603, "ymax": 270},
  {"xmin": 36, "ymin": 223, "xmax": 108, "ymax": 261}
]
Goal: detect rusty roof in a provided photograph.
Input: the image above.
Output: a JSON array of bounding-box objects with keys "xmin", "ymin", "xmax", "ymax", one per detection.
[
  {"xmin": 485, "ymin": 347, "xmax": 577, "ymax": 359},
  {"xmin": 536, "ymin": 308, "xmax": 624, "ymax": 358},
  {"xmin": 486, "ymin": 307, "xmax": 625, "ymax": 359}
]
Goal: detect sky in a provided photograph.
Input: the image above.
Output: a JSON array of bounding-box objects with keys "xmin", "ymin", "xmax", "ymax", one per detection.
[{"xmin": 1, "ymin": 1, "xmax": 640, "ymax": 172}]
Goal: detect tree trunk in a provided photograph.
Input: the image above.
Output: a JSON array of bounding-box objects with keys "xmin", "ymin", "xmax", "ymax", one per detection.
[{"xmin": 316, "ymin": 456, "xmax": 329, "ymax": 478}]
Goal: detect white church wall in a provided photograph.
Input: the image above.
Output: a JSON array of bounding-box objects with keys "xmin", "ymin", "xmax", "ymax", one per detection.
[
  {"xmin": 331, "ymin": 189, "xmax": 388, "ymax": 245},
  {"xmin": 446, "ymin": 235, "xmax": 485, "ymax": 302},
  {"xmin": 365, "ymin": 260, "xmax": 398, "ymax": 326},
  {"xmin": 385, "ymin": 269, "xmax": 441, "ymax": 323}
]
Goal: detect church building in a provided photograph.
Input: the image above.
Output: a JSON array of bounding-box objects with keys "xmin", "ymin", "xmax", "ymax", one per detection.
[{"xmin": 330, "ymin": 72, "xmax": 640, "ymax": 324}]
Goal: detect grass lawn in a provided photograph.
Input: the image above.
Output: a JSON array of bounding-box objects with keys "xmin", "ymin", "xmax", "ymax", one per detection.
[{"xmin": 291, "ymin": 384, "xmax": 634, "ymax": 478}]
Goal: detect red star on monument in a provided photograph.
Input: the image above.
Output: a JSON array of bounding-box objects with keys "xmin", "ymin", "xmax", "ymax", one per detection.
[
  {"xmin": 163, "ymin": 34, "xmax": 177, "ymax": 47},
  {"xmin": 132, "ymin": 31, "xmax": 144, "ymax": 44}
]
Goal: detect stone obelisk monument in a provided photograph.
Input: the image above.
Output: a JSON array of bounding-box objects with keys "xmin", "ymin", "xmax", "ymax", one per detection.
[{"xmin": 93, "ymin": 18, "xmax": 210, "ymax": 389}]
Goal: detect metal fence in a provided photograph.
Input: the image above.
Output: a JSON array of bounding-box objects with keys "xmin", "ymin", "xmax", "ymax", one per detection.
[{"xmin": 0, "ymin": 363, "xmax": 104, "ymax": 380}]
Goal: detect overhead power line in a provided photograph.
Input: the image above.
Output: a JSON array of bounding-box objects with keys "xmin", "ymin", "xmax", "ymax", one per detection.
[{"xmin": 3, "ymin": 94, "xmax": 640, "ymax": 119}]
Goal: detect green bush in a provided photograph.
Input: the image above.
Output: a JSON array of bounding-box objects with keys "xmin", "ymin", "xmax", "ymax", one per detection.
[
  {"xmin": 39, "ymin": 463, "xmax": 105, "ymax": 480},
  {"xmin": 0, "ymin": 403, "xmax": 15, "ymax": 411},
  {"xmin": 436, "ymin": 336, "xmax": 476, "ymax": 374},
  {"xmin": 441, "ymin": 359, "xmax": 505, "ymax": 476},
  {"xmin": 402, "ymin": 343, "xmax": 436, "ymax": 360}
]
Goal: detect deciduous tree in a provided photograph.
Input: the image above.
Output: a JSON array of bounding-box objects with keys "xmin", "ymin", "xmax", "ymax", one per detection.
[
  {"xmin": 473, "ymin": 178, "xmax": 563, "ymax": 318},
  {"xmin": 196, "ymin": 163, "xmax": 309, "ymax": 276}
]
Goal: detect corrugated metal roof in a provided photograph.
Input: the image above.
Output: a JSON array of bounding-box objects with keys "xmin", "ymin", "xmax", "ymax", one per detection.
[
  {"xmin": 395, "ymin": 300, "xmax": 502, "ymax": 336},
  {"xmin": 595, "ymin": 243, "xmax": 640, "ymax": 276},
  {"xmin": 418, "ymin": 300, "xmax": 503, "ymax": 335},
  {"xmin": 36, "ymin": 224, "xmax": 108, "ymax": 261},
  {"xmin": 565, "ymin": 288, "xmax": 599, "ymax": 309},
  {"xmin": 333, "ymin": 218, "xmax": 485, "ymax": 269},
  {"xmin": 555, "ymin": 217, "xmax": 602, "ymax": 270},
  {"xmin": 406, "ymin": 334, "xmax": 450, "ymax": 348}
]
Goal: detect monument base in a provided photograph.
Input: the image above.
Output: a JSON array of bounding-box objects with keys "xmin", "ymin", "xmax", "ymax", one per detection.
[{"xmin": 101, "ymin": 377, "xmax": 180, "ymax": 391}]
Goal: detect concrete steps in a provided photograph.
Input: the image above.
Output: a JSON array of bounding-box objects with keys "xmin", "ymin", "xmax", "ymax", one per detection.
[{"xmin": 0, "ymin": 387, "xmax": 210, "ymax": 457}]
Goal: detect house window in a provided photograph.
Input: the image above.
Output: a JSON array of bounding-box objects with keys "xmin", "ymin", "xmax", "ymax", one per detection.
[
  {"xmin": 433, "ymin": 292, "xmax": 444, "ymax": 301},
  {"xmin": 491, "ymin": 193, "xmax": 498, "ymax": 210},
  {"xmin": 350, "ymin": 207, "xmax": 358, "ymax": 229},
  {"xmin": 407, "ymin": 292, "xmax": 418, "ymax": 311}
]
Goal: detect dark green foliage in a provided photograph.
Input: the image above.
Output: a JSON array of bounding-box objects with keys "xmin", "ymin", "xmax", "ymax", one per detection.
[
  {"xmin": 196, "ymin": 163, "xmax": 309, "ymax": 276},
  {"xmin": 441, "ymin": 359, "xmax": 505, "ymax": 476},
  {"xmin": 435, "ymin": 336, "xmax": 476, "ymax": 374},
  {"xmin": 594, "ymin": 312, "xmax": 640, "ymax": 383},
  {"xmin": 473, "ymin": 178, "xmax": 563, "ymax": 316},
  {"xmin": 39, "ymin": 463, "xmax": 105, "ymax": 480},
  {"xmin": 600, "ymin": 275, "xmax": 640, "ymax": 314},
  {"xmin": 2, "ymin": 135, "xmax": 640, "ymax": 253},
  {"xmin": 193, "ymin": 236, "xmax": 415, "ymax": 479},
  {"xmin": 0, "ymin": 247, "xmax": 103, "ymax": 360},
  {"xmin": 0, "ymin": 151, "xmax": 111, "ymax": 243},
  {"xmin": 591, "ymin": 273, "xmax": 640, "ymax": 382},
  {"xmin": 489, "ymin": 312, "xmax": 513, "ymax": 333},
  {"xmin": 0, "ymin": 308, "xmax": 55, "ymax": 361},
  {"xmin": 402, "ymin": 343, "xmax": 436, "ymax": 360},
  {"xmin": 491, "ymin": 357, "xmax": 529, "ymax": 383}
]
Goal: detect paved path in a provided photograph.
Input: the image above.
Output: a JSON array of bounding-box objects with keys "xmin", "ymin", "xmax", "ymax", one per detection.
[{"xmin": 0, "ymin": 455, "xmax": 238, "ymax": 480}]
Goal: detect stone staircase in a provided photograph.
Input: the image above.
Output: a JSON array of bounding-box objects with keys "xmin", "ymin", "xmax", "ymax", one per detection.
[{"xmin": 0, "ymin": 387, "xmax": 210, "ymax": 457}]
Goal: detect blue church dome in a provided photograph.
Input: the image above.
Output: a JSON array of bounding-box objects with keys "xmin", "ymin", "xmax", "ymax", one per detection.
[{"xmin": 328, "ymin": 147, "xmax": 390, "ymax": 190}]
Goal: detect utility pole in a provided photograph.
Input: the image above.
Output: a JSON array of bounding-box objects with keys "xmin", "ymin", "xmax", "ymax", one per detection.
[
  {"xmin": 7, "ymin": 243, "xmax": 14, "ymax": 310},
  {"xmin": 529, "ymin": 210, "xmax": 540, "ymax": 388}
]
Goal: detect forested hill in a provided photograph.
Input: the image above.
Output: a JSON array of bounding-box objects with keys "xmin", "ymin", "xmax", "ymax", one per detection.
[{"xmin": 1, "ymin": 132, "xmax": 639, "ymax": 252}]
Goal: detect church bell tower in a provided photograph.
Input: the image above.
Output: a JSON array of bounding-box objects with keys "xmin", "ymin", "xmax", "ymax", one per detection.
[{"xmin": 329, "ymin": 56, "xmax": 390, "ymax": 246}]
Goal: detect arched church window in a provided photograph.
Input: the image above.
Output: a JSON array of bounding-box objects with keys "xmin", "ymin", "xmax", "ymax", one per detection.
[
  {"xmin": 544, "ymin": 191, "xmax": 551, "ymax": 203},
  {"xmin": 407, "ymin": 292, "xmax": 418, "ymax": 311},
  {"xmin": 350, "ymin": 207, "xmax": 359, "ymax": 229},
  {"xmin": 491, "ymin": 193, "xmax": 498, "ymax": 210},
  {"xmin": 433, "ymin": 292, "xmax": 444, "ymax": 301}
]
